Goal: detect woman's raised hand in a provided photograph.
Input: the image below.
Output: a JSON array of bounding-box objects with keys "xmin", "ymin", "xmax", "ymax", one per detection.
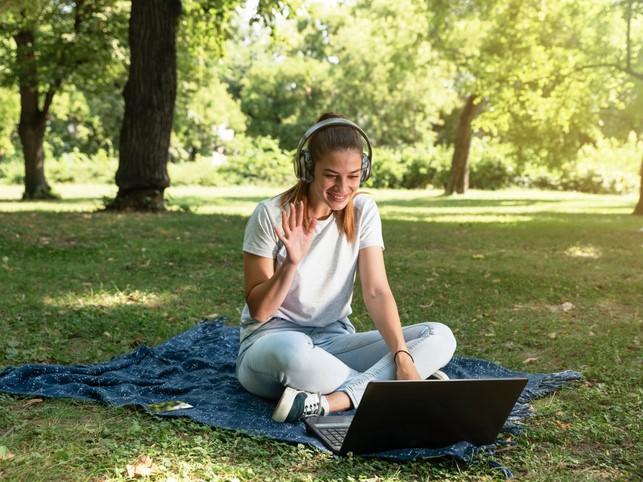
[{"xmin": 274, "ymin": 201, "xmax": 318, "ymax": 266}]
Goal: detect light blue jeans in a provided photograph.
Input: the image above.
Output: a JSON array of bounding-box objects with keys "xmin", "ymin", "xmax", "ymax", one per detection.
[{"xmin": 235, "ymin": 318, "xmax": 457, "ymax": 407}]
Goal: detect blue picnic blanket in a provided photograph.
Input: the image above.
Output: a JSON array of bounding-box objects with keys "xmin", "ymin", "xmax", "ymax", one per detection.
[{"xmin": 0, "ymin": 317, "xmax": 580, "ymax": 477}]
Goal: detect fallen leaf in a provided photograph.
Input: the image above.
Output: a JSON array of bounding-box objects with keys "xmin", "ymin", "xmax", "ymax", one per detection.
[
  {"xmin": 472, "ymin": 254, "xmax": 485, "ymax": 259},
  {"xmin": 126, "ymin": 455, "xmax": 155, "ymax": 478},
  {"xmin": 0, "ymin": 446, "xmax": 15, "ymax": 461},
  {"xmin": 555, "ymin": 420, "xmax": 572, "ymax": 430},
  {"xmin": 547, "ymin": 332, "xmax": 557, "ymax": 339},
  {"xmin": 523, "ymin": 357, "xmax": 539, "ymax": 364},
  {"xmin": 561, "ymin": 302, "xmax": 575, "ymax": 312},
  {"xmin": 22, "ymin": 398, "xmax": 43, "ymax": 408}
]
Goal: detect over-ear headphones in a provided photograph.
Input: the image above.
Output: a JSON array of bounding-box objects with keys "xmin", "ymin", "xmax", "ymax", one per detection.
[{"xmin": 294, "ymin": 118, "xmax": 373, "ymax": 183}]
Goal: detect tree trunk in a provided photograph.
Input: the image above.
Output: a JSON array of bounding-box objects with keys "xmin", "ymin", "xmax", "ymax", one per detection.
[
  {"xmin": 108, "ymin": 0, "xmax": 181, "ymax": 211},
  {"xmin": 445, "ymin": 94, "xmax": 481, "ymax": 195},
  {"xmin": 14, "ymin": 30, "xmax": 56, "ymax": 200},
  {"xmin": 633, "ymin": 157, "xmax": 643, "ymax": 215}
]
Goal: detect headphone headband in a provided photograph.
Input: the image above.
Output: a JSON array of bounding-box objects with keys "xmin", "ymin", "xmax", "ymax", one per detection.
[{"xmin": 294, "ymin": 118, "xmax": 373, "ymax": 183}]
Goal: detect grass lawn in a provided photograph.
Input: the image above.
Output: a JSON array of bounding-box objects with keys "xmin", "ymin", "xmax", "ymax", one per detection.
[{"xmin": 0, "ymin": 184, "xmax": 641, "ymax": 481}]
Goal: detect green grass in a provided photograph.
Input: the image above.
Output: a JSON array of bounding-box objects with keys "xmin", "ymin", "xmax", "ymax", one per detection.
[{"xmin": 0, "ymin": 184, "xmax": 641, "ymax": 481}]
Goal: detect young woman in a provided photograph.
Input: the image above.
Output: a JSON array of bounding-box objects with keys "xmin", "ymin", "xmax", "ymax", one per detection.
[{"xmin": 236, "ymin": 113, "xmax": 456, "ymax": 423}]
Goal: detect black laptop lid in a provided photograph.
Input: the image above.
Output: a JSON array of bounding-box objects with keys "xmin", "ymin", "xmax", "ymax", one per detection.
[{"xmin": 340, "ymin": 378, "xmax": 527, "ymax": 455}]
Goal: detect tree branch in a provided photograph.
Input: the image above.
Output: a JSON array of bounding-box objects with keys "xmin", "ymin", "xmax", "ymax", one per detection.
[{"xmin": 42, "ymin": 78, "xmax": 62, "ymax": 116}]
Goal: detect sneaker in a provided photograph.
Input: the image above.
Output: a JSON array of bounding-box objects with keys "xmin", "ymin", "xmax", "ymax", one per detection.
[
  {"xmin": 272, "ymin": 387, "xmax": 327, "ymax": 423},
  {"xmin": 427, "ymin": 369, "xmax": 449, "ymax": 381}
]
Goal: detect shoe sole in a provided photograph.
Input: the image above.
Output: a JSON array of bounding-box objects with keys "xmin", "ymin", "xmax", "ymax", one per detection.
[
  {"xmin": 427, "ymin": 369, "xmax": 450, "ymax": 381},
  {"xmin": 272, "ymin": 387, "xmax": 297, "ymax": 422}
]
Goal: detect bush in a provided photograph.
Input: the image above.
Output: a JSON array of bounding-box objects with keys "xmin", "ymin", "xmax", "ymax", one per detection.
[
  {"xmin": 168, "ymin": 158, "xmax": 229, "ymax": 186},
  {"xmin": 468, "ymin": 138, "xmax": 515, "ymax": 190},
  {"xmin": 218, "ymin": 134, "xmax": 293, "ymax": 185},
  {"xmin": 0, "ymin": 148, "xmax": 116, "ymax": 185},
  {"xmin": 367, "ymin": 143, "xmax": 452, "ymax": 189},
  {"xmin": 515, "ymin": 134, "xmax": 641, "ymax": 194},
  {"xmin": 1, "ymin": 132, "xmax": 638, "ymax": 195},
  {"xmin": 562, "ymin": 134, "xmax": 640, "ymax": 194}
]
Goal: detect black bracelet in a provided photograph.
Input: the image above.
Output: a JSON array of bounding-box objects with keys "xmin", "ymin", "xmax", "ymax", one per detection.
[{"xmin": 393, "ymin": 349, "xmax": 414, "ymax": 365}]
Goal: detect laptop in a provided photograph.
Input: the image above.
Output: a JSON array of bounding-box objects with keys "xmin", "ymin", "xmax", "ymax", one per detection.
[{"xmin": 304, "ymin": 378, "xmax": 527, "ymax": 455}]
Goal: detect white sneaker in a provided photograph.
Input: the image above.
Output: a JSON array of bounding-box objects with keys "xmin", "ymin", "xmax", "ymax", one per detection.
[
  {"xmin": 272, "ymin": 387, "xmax": 327, "ymax": 423},
  {"xmin": 427, "ymin": 369, "xmax": 450, "ymax": 381}
]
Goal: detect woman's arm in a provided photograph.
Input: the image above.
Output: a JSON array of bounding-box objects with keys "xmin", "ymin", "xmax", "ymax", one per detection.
[
  {"xmin": 244, "ymin": 201, "xmax": 317, "ymax": 322},
  {"xmin": 244, "ymin": 253, "xmax": 297, "ymax": 322},
  {"xmin": 358, "ymin": 246, "xmax": 421, "ymax": 380}
]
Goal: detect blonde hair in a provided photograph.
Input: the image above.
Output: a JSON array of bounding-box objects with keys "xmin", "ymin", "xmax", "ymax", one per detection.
[{"xmin": 280, "ymin": 181, "xmax": 357, "ymax": 243}]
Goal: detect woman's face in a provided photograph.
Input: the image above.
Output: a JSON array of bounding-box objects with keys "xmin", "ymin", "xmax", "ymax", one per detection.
[{"xmin": 309, "ymin": 149, "xmax": 362, "ymax": 216}]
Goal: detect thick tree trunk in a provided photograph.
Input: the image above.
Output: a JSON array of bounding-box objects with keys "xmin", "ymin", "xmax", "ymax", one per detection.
[
  {"xmin": 445, "ymin": 94, "xmax": 481, "ymax": 195},
  {"xmin": 633, "ymin": 157, "xmax": 643, "ymax": 215},
  {"xmin": 14, "ymin": 30, "xmax": 56, "ymax": 200},
  {"xmin": 108, "ymin": 0, "xmax": 181, "ymax": 211}
]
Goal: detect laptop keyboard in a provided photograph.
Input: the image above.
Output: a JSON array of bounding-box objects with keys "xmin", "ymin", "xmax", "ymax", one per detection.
[{"xmin": 319, "ymin": 426, "xmax": 349, "ymax": 446}]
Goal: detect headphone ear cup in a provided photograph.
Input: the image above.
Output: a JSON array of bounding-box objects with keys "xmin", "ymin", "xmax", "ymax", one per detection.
[
  {"xmin": 360, "ymin": 153, "xmax": 371, "ymax": 183},
  {"xmin": 300, "ymin": 149, "xmax": 313, "ymax": 183}
]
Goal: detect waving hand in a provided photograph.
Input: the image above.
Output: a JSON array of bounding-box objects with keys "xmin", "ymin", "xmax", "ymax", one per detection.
[{"xmin": 274, "ymin": 201, "xmax": 317, "ymax": 266}]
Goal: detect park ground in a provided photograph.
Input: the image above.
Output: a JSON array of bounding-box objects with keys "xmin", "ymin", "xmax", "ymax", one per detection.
[{"xmin": 0, "ymin": 184, "xmax": 641, "ymax": 481}]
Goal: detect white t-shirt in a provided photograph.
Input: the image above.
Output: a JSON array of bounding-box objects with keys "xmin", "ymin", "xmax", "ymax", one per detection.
[{"xmin": 240, "ymin": 193, "xmax": 385, "ymax": 341}]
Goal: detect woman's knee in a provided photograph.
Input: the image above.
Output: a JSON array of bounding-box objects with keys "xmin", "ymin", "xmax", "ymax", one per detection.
[
  {"xmin": 432, "ymin": 322, "xmax": 457, "ymax": 354},
  {"xmin": 413, "ymin": 321, "xmax": 457, "ymax": 353},
  {"xmin": 253, "ymin": 332, "xmax": 314, "ymax": 374}
]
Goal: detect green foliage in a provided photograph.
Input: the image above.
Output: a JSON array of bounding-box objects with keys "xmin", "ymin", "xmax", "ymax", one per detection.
[
  {"xmin": 516, "ymin": 136, "xmax": 641, "ymax": 195},
  {"xmin": 0, "ymin": 1, "xmax": 129, "ymax": 92},
  {"xmin": 172, "ymin": 69, "xmax": 247, "ymax": 163},
  {"xmin": 227, "ymin": 0, "xmax": 455, "ymax": 148},
  {"xmin": 2, "ymin": 131, "xmax": 637, "ymax": 195},
  {"xmin": 468, "ymin": 138, "xmax": 516, "ymax": 190},
  {"xmin": 218, "ymin": 134, "xmax": 293, "ymax": 185},
  {"xmin": 47, "ymin": 86, "xmax": 123, "ymax": 158},
  {"xmin": 0, "ymin": 87, "xmax": 19, "ymax": 160},
  {"xmin": 0, "ymin": 148, "xmax": 117, "ymax": 185},
  {"xmin": 239, "ymin": 56, "xmax": 334, "ymax": 148},
  {"xmin": 169, "ymin": 134, "xmax": 293, "ymax": 186},
  {"xmin": 432, "ymin": 0, "xmax": 640, "ymax": 169},
  {"xmin": 0, "ymin": 0, "xmax": 640, "ymax": 196},
  {"xmin": 367, "ymin": 143, "xmax": 452, "ymax": 189}
]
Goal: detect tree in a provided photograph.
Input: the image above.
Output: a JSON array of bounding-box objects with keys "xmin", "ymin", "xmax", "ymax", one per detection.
[
  {"xmin": 108, "ymin": 0, "xmax": 292, "ymax": 211},
  {"xmin": 636, "ymin": 157, "xmax": 643, "ymax": 215},
  {"xmin": 107, "ymin": 0, "xmax": 182, "ymax": 211},
  {"xmin": 619, "ymin": 0, "xmax": 643, "ymax": 215},
  {"xmin": 0, "ymin": 0, "xmax": 127, "ymax": 199},
  {"xmin": 431, "ymin": 0, "xmax": 636, "ymax": 195}
]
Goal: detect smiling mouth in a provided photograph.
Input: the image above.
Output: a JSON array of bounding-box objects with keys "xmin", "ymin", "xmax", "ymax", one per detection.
[{"xmin": 328, "ymin": 193, "xmax": 348, "ymax": 202}]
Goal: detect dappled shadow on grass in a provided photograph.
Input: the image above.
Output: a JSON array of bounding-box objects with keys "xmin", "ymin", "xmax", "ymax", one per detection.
[
  {"xmin": 0, "ymin": 205, "xmax": 640, "ymax": 367},
  {"xmin": 166, "ymin": 194, "xmax": 269, "ymax": 207},
  {"xmin": 377, "ymin": 196, "xmax": 563, "ymax": 209},
  {"xmin": 0, "ymin": 197, "xmax": 105, "ymax": 204}
]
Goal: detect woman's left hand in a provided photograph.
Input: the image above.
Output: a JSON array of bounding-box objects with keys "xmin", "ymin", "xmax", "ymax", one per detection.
[{"xmin": 395, "ymin": 352, "xmax": 422, "ymax": 380}]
